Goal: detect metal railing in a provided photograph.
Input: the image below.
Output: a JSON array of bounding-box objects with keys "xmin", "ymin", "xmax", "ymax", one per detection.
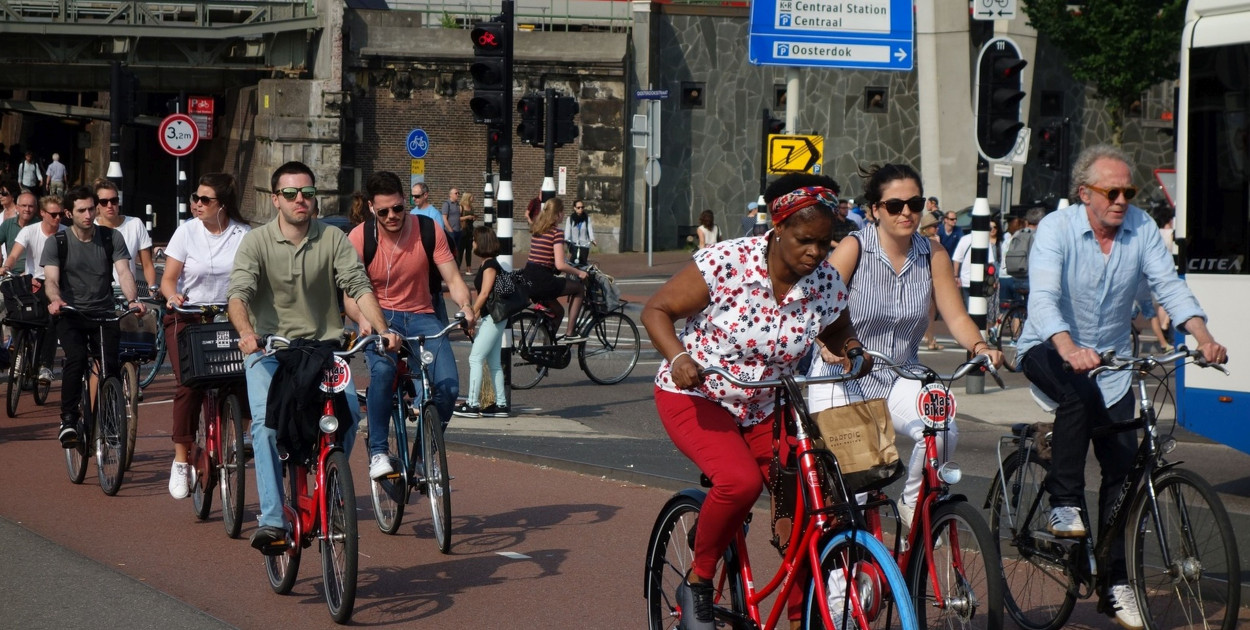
[
  {"xmin": 0, "ymin": 0, "xmax": 314, "ymax": 27},
  {"xmin": 382, "ymin": 0, "xmax": 634, "ymax": 31}
]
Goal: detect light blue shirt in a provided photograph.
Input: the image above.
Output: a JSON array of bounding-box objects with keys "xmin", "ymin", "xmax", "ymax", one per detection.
[
  {"xmin": 410, "ymin": 204, "xmax": 442, "ymax": 225},
  {"xmin": 1017, "ymin": 203, "xmax": 1205, "ymax": 406}
]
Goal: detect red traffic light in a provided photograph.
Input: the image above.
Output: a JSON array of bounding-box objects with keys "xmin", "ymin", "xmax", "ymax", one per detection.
[
  {"xmin": 471, "ymin": 22, "xmax": 505, "ymax": 55},
  {"xmin": 993, "ymin": 57, "xmax": 1027, "ymax": 80}
]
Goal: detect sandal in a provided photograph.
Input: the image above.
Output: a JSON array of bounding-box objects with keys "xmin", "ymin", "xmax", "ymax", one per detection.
[{"xmin": 926, "ymin": 340, "xmax": 943, "ymax": 351}]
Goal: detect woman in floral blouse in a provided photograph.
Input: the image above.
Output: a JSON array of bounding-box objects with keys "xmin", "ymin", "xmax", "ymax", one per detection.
[{"xmin": 641, "ymin": 174, "xmax": 865, "ymax": 630}]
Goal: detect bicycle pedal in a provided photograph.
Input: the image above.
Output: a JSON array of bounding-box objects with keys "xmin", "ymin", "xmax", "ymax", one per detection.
[{"xmin": 258, "ymin": 539, "xmax": 291, "ymax": 556}]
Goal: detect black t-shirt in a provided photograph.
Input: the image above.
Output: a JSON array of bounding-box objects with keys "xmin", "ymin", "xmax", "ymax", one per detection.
[{"xmin": 474, "ymin": 258, "xmax": 502, "ymax": 293}]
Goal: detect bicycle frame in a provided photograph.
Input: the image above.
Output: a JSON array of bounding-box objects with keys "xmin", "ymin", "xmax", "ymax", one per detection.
[{"xmin": 285, "ymin": 409, "xmax": 343, "ymax": 549}]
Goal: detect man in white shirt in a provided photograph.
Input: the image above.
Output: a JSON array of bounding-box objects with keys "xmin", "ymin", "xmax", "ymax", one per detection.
[
  {"xmin": 44, "ymin": 153, "xmax": 67, "ymax": 196},
  {"xmin": 17, "ymin": 151, "xmax": 42, "ymax": 196},
  {"xmin": 94, "ymin": 179, "xmax": 157, "ymax": 292},
  {"xmin": 0, "ymin": 196, "xmax": 67, "ymax": 383}
]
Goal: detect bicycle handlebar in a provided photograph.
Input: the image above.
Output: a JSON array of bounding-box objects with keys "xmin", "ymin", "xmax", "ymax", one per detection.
[
  {"xmin": 262, "ymin": 333, "xmax": 386, "ymax": 358},
  {"xmin": 172, "ymin": 303, "xmax": 228, "ymax": 317},
  {"xmin": 1089, "ymin": 345, "xmax": 1230, "ymax": 377},
  {"xmin": 698, "ymin": 348, "xmax": 869, "ymax": 388},
  {"xmin": 395, "ymin": 312, "xmax": 466, "ymax": 347},
  {"xmin": 862, "ymin": 348, "xmax": 1005, "ymax": 389},
  {"xmin": 58, "ymin": 303, "xmax": 142, "ymax": 323}
]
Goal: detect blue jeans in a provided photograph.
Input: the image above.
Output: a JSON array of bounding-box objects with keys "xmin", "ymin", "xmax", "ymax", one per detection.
[
  {"xmin": 246, "ymin": 351, "xmax": 361, "ymax": 529},
  {"xmin": 364, "ymin": 309, "xmax": 458, "ymax": 457},
  {"xmin": 466, "ymin": 315, "xmax": 507, "ymax": 407}
]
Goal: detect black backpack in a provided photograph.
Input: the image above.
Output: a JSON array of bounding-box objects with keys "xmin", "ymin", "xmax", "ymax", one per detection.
[{"xmin": 361, "ymin": 214, "xmax": 441, "ymax": 297}]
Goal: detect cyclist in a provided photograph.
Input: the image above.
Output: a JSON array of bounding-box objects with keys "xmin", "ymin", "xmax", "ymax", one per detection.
[
  {"xmin": 160, "ymin": 172, "xmax": 252, "ymax": 500},
  {"xmin": 344, "ymin": 170, "xmax": 475, "ymax": 481},
  {"xmin": 1, "ymin": 195, "xmax": 66, "ymax": 385},
  {"xmin": 523, "ymin": 198, "xmax": 589, "ymax": 343},
  {"xmin": 43, "ymin": 185, "xmax": 146, "ymax": 447},
  {"xmin": 641, "ymin": 175, "xmax": 863, "ymax": 630},
  {"xmin": 227, "ymin": 161, "xmax": 397, "ymax": 553},
  {"xmin": 94, "ymin": 178, "xmax": 158, "ymax": 292},
  {"xmin": 1015, "ymin": 144, "xmax": 1227, "ymax": 630},
  {"xmin": 806, "ymin": 163, "xmax": 1003, "ymax": 532}
]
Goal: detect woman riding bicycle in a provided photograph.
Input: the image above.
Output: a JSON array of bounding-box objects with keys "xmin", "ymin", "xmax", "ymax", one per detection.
[
  {"xmin": 159, "ymin": 173, "xmax": 251, "ymax": 500},
  {"xmin": 522, "ymin": 198, "xmax": 589, "ymax": 342},
  {"xmin": 806, "ymin": 163, "xmax": 1002, "ymax": 530},
  {"xmin": 642, "ymin": 174, "xmax": 864, "ymax": 630}
]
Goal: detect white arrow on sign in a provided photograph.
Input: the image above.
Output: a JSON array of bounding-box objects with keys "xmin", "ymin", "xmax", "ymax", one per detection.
[{"xmin": 894, "ymin": 48, "xmax": 907, "ymax": 63}]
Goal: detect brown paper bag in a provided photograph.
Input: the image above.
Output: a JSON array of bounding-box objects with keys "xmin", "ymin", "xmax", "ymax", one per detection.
[{"xmin": 812, "ymin": 398, "xmax": 904, "ymax": 493}]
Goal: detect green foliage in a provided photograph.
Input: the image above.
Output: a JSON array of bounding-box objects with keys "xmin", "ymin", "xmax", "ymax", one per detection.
[
  {"xmin": 440, "ymin": 12, "xmax": 459, "ymax": 29},
  {"xmin": 1022, "ymin": 0, "xmax": 1185, "ymax": 143}
]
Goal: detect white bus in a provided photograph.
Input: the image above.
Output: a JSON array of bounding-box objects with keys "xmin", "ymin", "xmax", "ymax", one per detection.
[{"xmin": 1176, "ymin": 0, "xmax": 1250, "ymax": 455}]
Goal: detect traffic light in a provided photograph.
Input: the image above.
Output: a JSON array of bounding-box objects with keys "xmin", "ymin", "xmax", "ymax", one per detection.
[
  {"xmin": 516, "ymin": 94, "xmax": 544, "ymax": 145},
  {"xmin": 486, "ymin": 127, "xmax": 503, "ymax": 163},
  {"xmin": 469, "ymin": 20, "xmax": 507, "ymax": 125},
  {"xmin": 976, "ymin": 37, "xmax": 1027, "ymax": 161},
  {"xmin": 121, "ymin": 67, "xmax": 140, "ymax": 123},
  {"xmin": 552, "ymin": 96, "xmax": 579, "ymax": 147},
  {"xmin": 1036, "ymin": 122, "xmax": 1062, "ymax": 170},
  {"xmin": 767, "ymin": 116, "xmax": 784, "ymax": 135}
]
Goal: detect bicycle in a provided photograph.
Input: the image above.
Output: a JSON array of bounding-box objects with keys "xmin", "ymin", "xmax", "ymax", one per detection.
[
  {"xmin": 369, "ymin": 314, "xmax": 463, "ymax": 554},
  {"xmin": 173, "ymin": 303, "xmax": 249, "ymax": 539},
  {"xmin": 989, "ymin": 287, "xmax": 1027, "ymax": 370},
  {"xmin": 115, "ymin": 294, "xmax": 164, "ymax": 471},
  {"xmin": 136, "ymin": 297, "xmax": 167, "ymax": 389},
  {"xmin": 2, "ymin": 273, "xmax": 52, "ymax": 417},
  {"xmin": 60, "ymin": 304, "xmax": 142, "ymax": 496},
  {"xmin": 510, "ymin": 265, "xmax": 640, "ymax": 388},
  {"xmin": 858, "ymin": 349, "xmax": 1005, "ymax": 629},
  {"xmin": 260, "ymin": 333, "xmax": 384, "ymax": 624},
  {"xmin": 644, "ymin": 357, "xmax": 920, "ymax": 630},
  {"xmin": 985, "ymin": 347, "xmax": 1240, "ymax": 630}
]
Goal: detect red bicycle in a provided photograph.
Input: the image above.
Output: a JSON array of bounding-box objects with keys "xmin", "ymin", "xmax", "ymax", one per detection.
[{"xmin": 259, "ymin": 333, "xmax": 383, "ymax": 624}]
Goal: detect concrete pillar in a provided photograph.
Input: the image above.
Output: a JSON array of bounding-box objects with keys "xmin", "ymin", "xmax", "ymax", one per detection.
[
  {"xmin": 626, "ymin": 0, "xmax": 655, "ymax": 252},
  {"xmin": 915, "ymin": 0, "xmax": 976, "ymax": 212}
]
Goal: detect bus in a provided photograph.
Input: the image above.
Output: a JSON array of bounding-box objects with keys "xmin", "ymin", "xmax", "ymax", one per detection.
[{"xmin": 1176, "ymin": 0, "xmax": 1250, "ymax": 456}]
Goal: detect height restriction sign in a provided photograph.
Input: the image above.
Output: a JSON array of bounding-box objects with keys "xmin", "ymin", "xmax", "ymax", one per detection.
[{"xmin": 158, "ymin": 113, "xmax": 199, "ymax": 157}]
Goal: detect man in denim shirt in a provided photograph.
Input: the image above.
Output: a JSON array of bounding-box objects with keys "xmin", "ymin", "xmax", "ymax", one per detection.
[{"xmin": 1015, "ymin": 144, "xmax": 1227, "ymax": 630}]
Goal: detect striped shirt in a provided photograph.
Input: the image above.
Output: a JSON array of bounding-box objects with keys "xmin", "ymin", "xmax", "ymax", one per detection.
[
  {"xmin": 528, "ymin": 228, "xmax": 564, "ymax": 268},
  {"xmin": 809, "ymin": 227, "xmax": 933, "ymax": 399}
]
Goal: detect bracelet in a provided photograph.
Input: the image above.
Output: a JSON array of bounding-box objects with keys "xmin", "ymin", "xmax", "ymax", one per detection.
[
  {"xmin": 670, "ymin": 351, "xmax": 691, "ymax": 364},
  {"xmin": 971, "ymin": 341, "xmax": 989, "ymax": 354},
  {"xmin": 841, "ymin": 338, "xmax": 861, "ymax": 354}
]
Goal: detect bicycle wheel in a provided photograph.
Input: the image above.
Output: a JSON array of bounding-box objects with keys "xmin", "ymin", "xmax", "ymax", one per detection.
[
  {"xmin": 371, "ymin": 404, "xmax": 406, "ymax": 535},
  {"xmin": 322, "ymin": 449, "xmax": 359, "ymax": 623},
  {"xmin": 139, "ymin": 321, "xmax": 165, "ymax": 388},
  {"xmin": 805, "ymin": 528, "xmax": 918, "ymax": 629},
  {"xmin": 95, "ymin": 377, "xmax": 128, "ymax": 496},
  {"xmin": 219, "ymin": 393, "xmax": 247, "ymax": 539},
  {"xmin": 6, "ymin": 329, "xmax": 28, "ymax": 418},
  {"xmin": 265, "ymin": 468, "xmax": 302, "ymax": 595},
  {"xmin": 996, "ymin": 307, "xmax": 1027, "ymax": 371},
  {"xmin": 907, "ymin": 500, "xmax": 1003, "ymax": 629},
  {"xmin": 420, "ymin": 401, "xmax": 452, "ymax": 554},
  {"xmin": 578, "ymin": 312, "xmax": 641, "ymax": 385},
  {"xmin": 510, "ymin": 312, "xmax": 551, "ymax": 390},
  {"xmin": 191, "ymin": 403, "xmax": 214, "ymax": 520},
  {"xmin": 987, "ymin": 450, "xmax": 1076, "ymax": 630},
  {"xmin": 645, "ymin": 492, "xmax": 698, "ymax": 629},
  {"xmin": 65, "ymin": 373, "xmax": 91, "ymax": 484},
  {"xmin": 1128, "ymin": 467, "xmax": 1240, "ymax": 630},
  {"xmin": 120, "ymin": 361, "xmax": 139, "ymax": 471}
]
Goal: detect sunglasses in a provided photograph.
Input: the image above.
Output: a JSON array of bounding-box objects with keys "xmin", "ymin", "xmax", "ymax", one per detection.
[
  {"xmin": 374, "ymin": 203, "xmax": 406, "ymax": 217},
  {"xmin": 190, "ymin": 194, "xmax": 218, "ymax": 204},
  {"xmin": 0, "ymin": 191, "xmax": 8, "ymax": 197},
  {"xmin": 98, "ymin": 197, "xmax": 120, "ymax": 206},
  {"xmin": 411, "ymin": 193, "xmax": 427, "ymax": 201},
  {"xmin": 879, "ymin": 196, "xmax": 926, "ymax": 216},
  {"xmin": 1085, "ymin": 184, "xmax": 1137, "ymax": 202},
  {"xmin": 275, "ymin": 186, "xmax": 317, "ymax": 200}
]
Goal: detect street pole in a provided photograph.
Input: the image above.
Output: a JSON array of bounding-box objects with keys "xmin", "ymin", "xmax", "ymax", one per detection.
[
  {"xmin": 497, "ymin": 0, "xmax": 516, "ymax": 394},
  {"xmin": 967, "ymin": 158, "xmax": 991, "ymax": 394},
  {"xmin": 106, "ymin": 61, "xmax": 124, "ymax": 186},
  {"xmin": 542, "ymin": 87, "xmax": 556, "ymax": 205}
]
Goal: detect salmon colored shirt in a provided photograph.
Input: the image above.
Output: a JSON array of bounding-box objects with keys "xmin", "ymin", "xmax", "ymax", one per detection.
[{"xmin": 348, "ymin": 219, "xmax": 454, "ymax": 314}]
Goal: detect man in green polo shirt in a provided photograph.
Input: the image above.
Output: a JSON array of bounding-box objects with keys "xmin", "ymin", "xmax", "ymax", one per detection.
[{"xmin": 227, "ymin": 160, "xmax": 397, "ymax": 553}]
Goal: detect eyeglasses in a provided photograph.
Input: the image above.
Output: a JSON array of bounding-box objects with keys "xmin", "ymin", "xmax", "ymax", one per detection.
[
  {"xmin": 374, "ymin": 203, "xmax": 406, "ymax": 217},
  {"xmin": 98, "ymin": 197, "xmax": 120, "ymax": 206},
  {"xmin": 0, "ymin": 191, "xmax": 8, "ymax": 197},
  {"xmin": 574, "ymin": 205, "xmax": 585, "ymax": 209},
  {"xmin": 944, "ymin": 215, "xmax": 957, "ymax": 221},
  {"xmin": 190, "ymin": 194, "xmax": 218, "ymax": 204},
  {"xmin": 879, "ymin": 196, "xmax": 926, "ymax": 216},
  {"xmin": 411, "ymin": 193, "xmax": 427, "ymax": 201},
  {"xmin": 1085, "ymin": 184, "xmax": 1137, "ymax": 202},
  {"xmin": 275, "ymin": 186, "xmax": 317, "ymax": 200}
]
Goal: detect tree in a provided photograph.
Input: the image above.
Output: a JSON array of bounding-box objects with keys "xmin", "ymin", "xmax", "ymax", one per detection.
[{"xmin": 1022, "ymin": 0, "xmax": 1185, "ymax": 146}]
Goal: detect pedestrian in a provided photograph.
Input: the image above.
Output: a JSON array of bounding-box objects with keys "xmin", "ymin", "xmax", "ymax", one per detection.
[
  {"xmin": 16, "ymin": 152, "xmax": 41, "ymax": 196},
  {"xmin": 453, "ymin": 226, "xmax": 510, "ymax": 419},
  {"xmin": 740, "ymin": 201, "xmax": 763, "ymax": 236},
  {"xmin": 525, "ymin": 191, "xmax": 543, "ymax": 227},
  {"xmin": 348, "ymin": 191, "xmax": 368, "ymax": 226},
  {"xmin": 440, "ymin": 186, "xmax": 462, "ymax": 261},
  {"xmin": 950, "ymin": 219, "xmax": 998, "ymax": 309},
  {"xmin": 44, "ymin": 153, "xmax": 67, "ymax": 197},
  {"xmin": 458, "ymin": 191, "xmax": 477, "ymax": 270},
  {"xmin": 564, "ymin": 198, "xmax": 595, "ymax": 266},
  {"xmin": 409, "ymin": 182, "xmax": 452, "ymax": 231},
  {"xmin": 695, "ymin": 209, "xmax": 718, "ymax": 249},
  {"xmin": 94, "ymin": 179, "xmax": 157, "ymax": 292},
  {"xmin": 523, "ymin": 197, "xmax": 589, "ymax": 342},
  {"xmin": 936, "ymin": 204, "xmax": 962, "ymax": 257},
  {"xmin": 918, "ymin": 210, "xmax": 943, "ymax": 350},
  {"xmin": 159, "ymin": 172, "xmax": 252, "ymax": 499}
]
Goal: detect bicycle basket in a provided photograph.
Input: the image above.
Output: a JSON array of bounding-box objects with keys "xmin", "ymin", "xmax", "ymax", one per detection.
[
  {"xmin": 586, "ymin": 269, "xmax": 623, "ymax": 313},
  {"xmin": 177, "ymin": 322, "xmax": 245, "ymax": 388},
  {"xmin": 1, "ymin": 275, "xmax": 47, "ymax": 325}
]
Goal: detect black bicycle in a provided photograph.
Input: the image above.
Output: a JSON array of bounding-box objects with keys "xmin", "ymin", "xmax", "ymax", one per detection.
[
  {"xmin": 986, "ymin": 347, "xmax": 1240, "ymax": 630},
  {"xmin": 2, "ymin": 273, "xmax": 52, "ymax": 417}
]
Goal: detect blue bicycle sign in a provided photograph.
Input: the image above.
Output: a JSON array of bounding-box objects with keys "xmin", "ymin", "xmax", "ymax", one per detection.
[{"xmin": 407, "ymin": 129, "xmax": 430, "ymax": 159}]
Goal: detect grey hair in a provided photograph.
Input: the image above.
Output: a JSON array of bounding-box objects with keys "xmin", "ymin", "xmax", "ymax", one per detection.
[
  {"xmin": 1069, "ymin": 144, "xmax": 1133, "ymax": 200},
  {"xmin": 1025, "ymin": 206, "xmax": 1047, "ymax": 225}
]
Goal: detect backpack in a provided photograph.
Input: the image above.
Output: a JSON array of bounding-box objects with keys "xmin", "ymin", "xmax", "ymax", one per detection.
[
  {"xmin": 54, "ymin": 225, "xmax": 115, "ymax": 270},
  {"xmin": 1004, "ymin": 227, "xmax": 1034, "ymax": 279},
  {"xmin": 361, "ymin": 214, "xmax": 441, "ymax": 299}
]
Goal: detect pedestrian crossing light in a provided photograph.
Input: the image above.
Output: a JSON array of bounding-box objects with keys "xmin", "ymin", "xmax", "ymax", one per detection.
[
  {"xmin": 469, "ymin": 20, "xmax": 508, "ymax": 125},
  {"xmin": 975, "ymin": 37, "xmax": 1027, "ymax": 161}
]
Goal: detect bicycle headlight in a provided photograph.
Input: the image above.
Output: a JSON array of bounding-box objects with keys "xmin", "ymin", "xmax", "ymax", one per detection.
[
  {"xmin": 1160, "ymin": 437, "xmax": 1177, "ymax": 455},
  {"xmin": 319, "ymin": 414, "xmax": 339, "ymax": 434},
  {"xmin": 421, "ymin": 349, "xmax": 435, "ymax": 366},
  {"xmin": 937, "ymin": 462, "xmax": 963, "ymax": 485}
]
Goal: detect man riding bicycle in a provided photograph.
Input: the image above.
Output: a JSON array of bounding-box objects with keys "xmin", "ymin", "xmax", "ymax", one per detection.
[
  {"xmin": 227, "ymin": 161, "xmax": 397, "ymax": 553},
  {"xmin": 344, "ymin": 170, "xmax": 475, "ymax": 481},
  {"xmin": 43, "ymin": 185, "xmax": 146, "ymax": 447},
  {"xmin": 1014, "ymin": 144, "xmax": 1228, "ymax": 630}
]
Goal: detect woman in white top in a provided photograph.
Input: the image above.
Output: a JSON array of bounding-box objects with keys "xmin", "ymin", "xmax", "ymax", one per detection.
[
  {"xmin": 159, "ymin": 173, "xmax": 252, "ymax": 500},
  {"xmin": 696, "ymin": 209, "xmax": 719, "ymax": 248},
  {"xmin": 563, "ymin": 199, "xmax": 596, "ymax": 267}
]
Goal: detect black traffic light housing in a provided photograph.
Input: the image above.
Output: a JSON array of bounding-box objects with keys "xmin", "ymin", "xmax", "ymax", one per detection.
[
  {"xmin": 469, "ymin": 21, "xmax": 507, "ymax": 125},
  {"xmin": 552, "ymin": 96, "xmax": 579, "ymax": 147},
  {"xmin": 975, "ymin": 37, "xmax": 1027, "ymax": 161},
  {"xmin": 767, "ymin": 115, "xmax": 784, "ymax": 135},
  {"xmin": 516, "ymin": 94, "xmax": 544, "ymax": 145},
  {"xmin": 1036, "ymin": 121, "xmax": 1063, "ymax": 170}
]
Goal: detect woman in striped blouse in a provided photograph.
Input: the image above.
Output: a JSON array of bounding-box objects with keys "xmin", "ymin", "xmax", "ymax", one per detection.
[
  {"xmin": 807, "ymin": 163, "xmax": 1003, "ymax": 527},
  {"xmin": 523, "ymin": 197, "xmax": 589, "ymax": 342}
]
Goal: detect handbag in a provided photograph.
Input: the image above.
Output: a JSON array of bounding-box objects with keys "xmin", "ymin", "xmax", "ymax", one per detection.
[
  {"xmin": 486, "ymin": 270, "xmax": 530, "ymax": 323},
  {"xmin": 811, "ymin": 398, "xmax": 904, "ymax": 494}
]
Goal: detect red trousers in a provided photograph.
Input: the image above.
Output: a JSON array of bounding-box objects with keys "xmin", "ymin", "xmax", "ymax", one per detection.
[{"xmin": 164, "ymin": 310, "xmax": 209, "ymax": 445}]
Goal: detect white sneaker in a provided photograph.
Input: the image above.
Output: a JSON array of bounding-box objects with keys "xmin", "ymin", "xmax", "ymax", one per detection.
[
  {"xmin": 1108, "ymin": 583, "xmax": 1144, "ymax": 630},
  {"xmin": 168, "ymin": 462, "xmax": 190, "ymax": 500},
  {"xmin": 896, "ymin": 498, "xmax": 915, "ymax": 529},
  {"xmin": 369, "ymin": 453, "xmax": 394, "ymax": 480},
  {"xmin": 1048, "ymin": 505, "xmax": 1087, "ymax": 538},
  {"xmin": 37, "ymin": 367, "xmax": 52, "ymax": 385}
]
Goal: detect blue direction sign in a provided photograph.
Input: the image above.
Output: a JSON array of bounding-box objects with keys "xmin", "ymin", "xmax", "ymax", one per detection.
[
  {"xmin": 635, "ymin": 89, "xmax": 670, "ymax": 100},
  {"xmin": 748, "ymin": 0, "xmax": 914, "ymax": 71},
  {"xmin": 406, "ymin": 128, "xmax": 429, "ymax": 159}
]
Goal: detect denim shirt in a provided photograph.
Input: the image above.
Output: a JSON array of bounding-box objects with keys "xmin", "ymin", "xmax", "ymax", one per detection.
[{"xmin": 1017, "ymin": 203, "xmax": 1205, "ymax": 406}]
